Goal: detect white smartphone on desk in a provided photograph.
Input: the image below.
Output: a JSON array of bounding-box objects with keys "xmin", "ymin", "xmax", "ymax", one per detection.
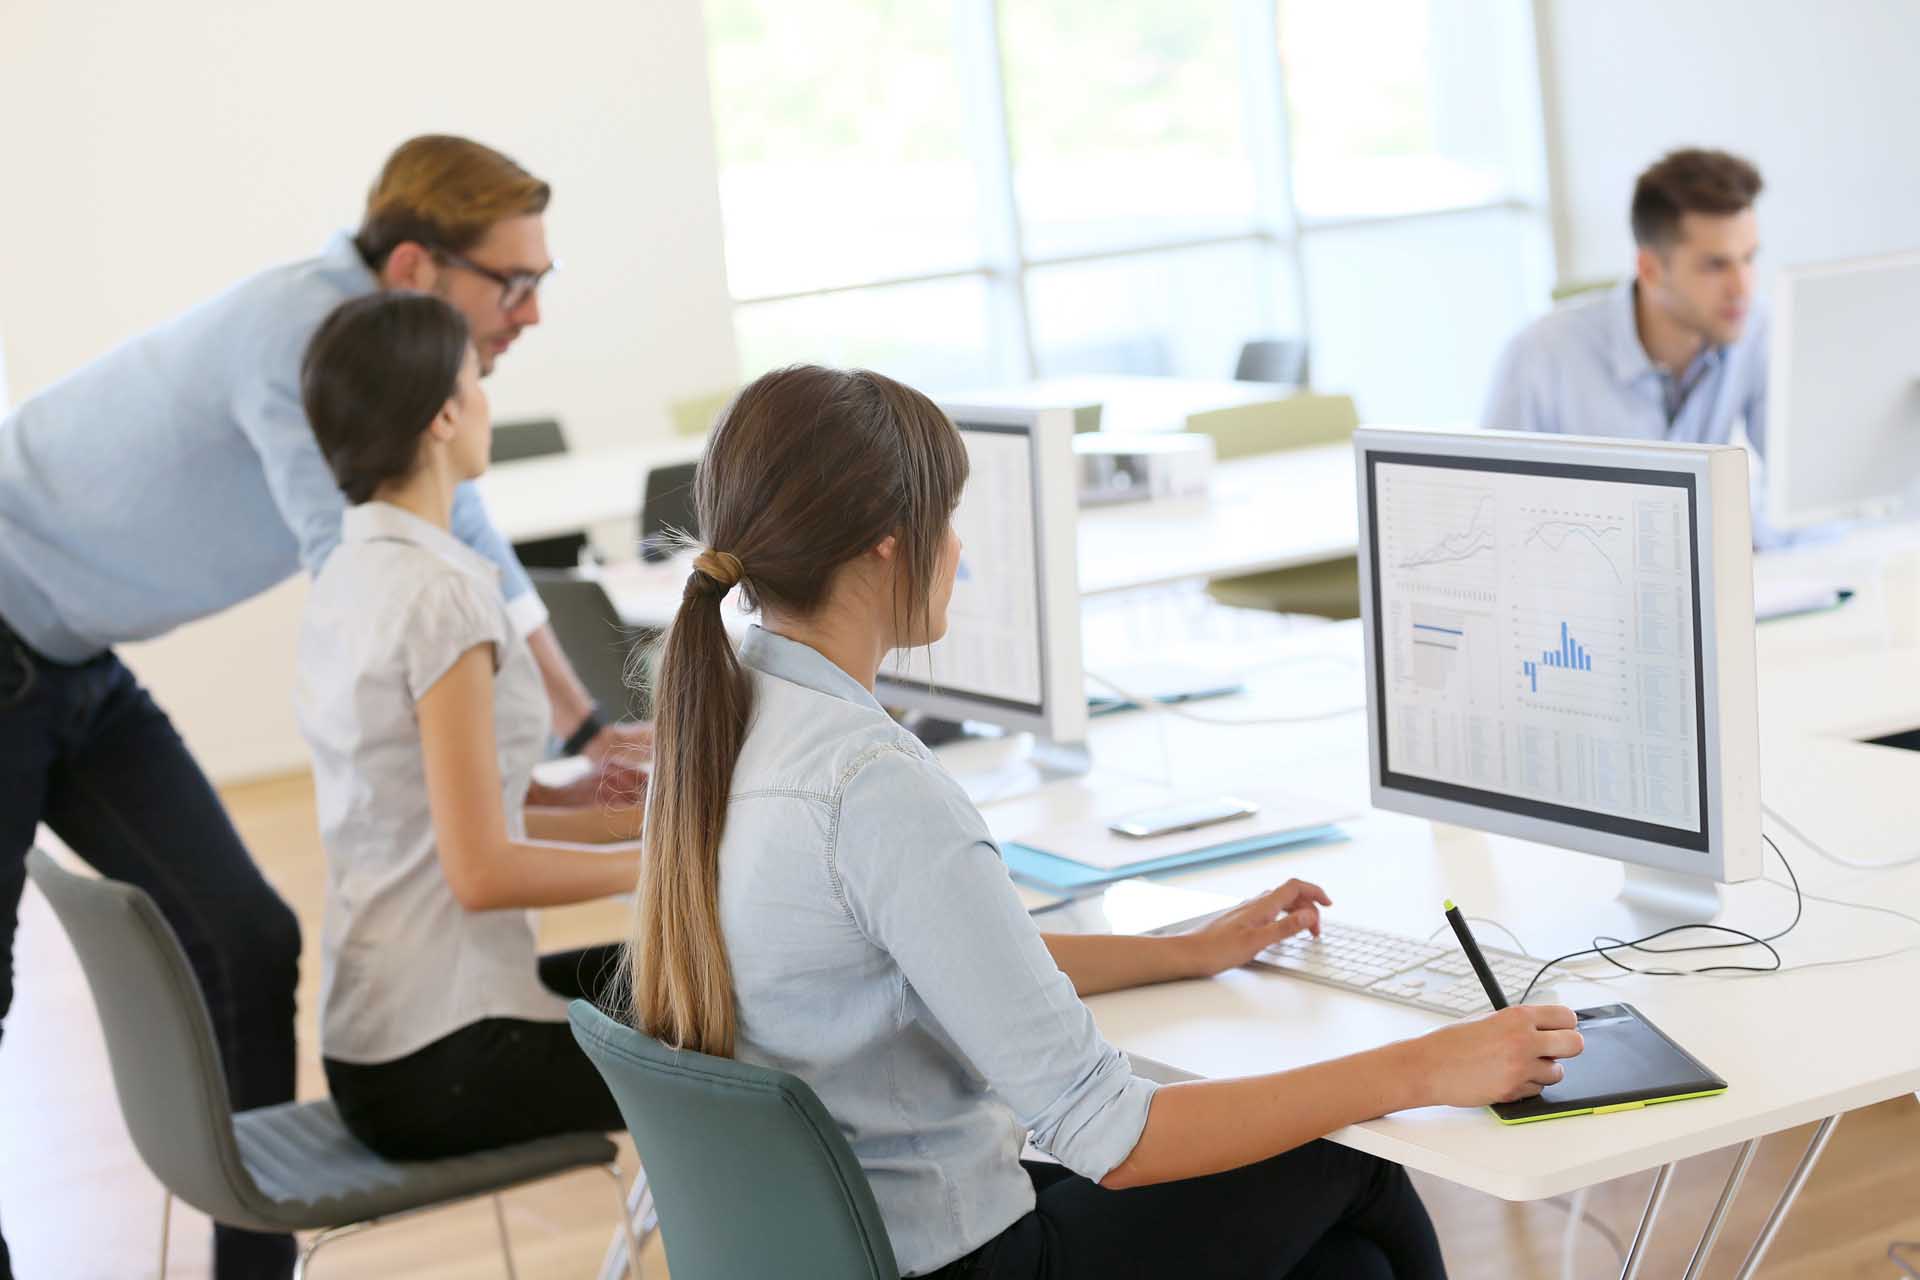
[{"xmin": 1108, "ymin": 796, "xmax": 1259, "ymax": 839}]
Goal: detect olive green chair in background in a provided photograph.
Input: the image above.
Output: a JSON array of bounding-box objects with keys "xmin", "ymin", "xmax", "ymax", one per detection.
[
  {"xmin": 1550, "ymin": 276, "xmax": 1618, "ymax": 303},
  {"xmin": 1187, "ymin": 392, "xmax": 1363, "ymax": 620},
  {"xmin": 668, "ymin": 388, "xmax": 737, "ymax": 438}
]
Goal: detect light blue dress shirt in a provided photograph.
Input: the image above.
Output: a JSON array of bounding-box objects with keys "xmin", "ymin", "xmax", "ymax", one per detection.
[
  {"xmin": 0, "ymin": 233, "xmax": 537, "ymax": 663},
  {"xmin": 1481, "ymin": 280, "xmax": 1802, "ymax": 544},
  {"xmin": 1482, "ymin": 280, "xmax": 1769, "ymax": 451},
  {"xmin": 720, "ymin": 626, "xmax": 1157, "ymax": 1276}
]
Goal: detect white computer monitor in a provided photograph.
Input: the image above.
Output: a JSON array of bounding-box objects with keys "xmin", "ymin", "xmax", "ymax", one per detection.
[
  {"xmin": 1767, "ymin": 250, "xmax": 1920, "ymax": 528},
  {"xmin": 1354, "ymin": 427, "xmax": 1763, "ymax": 928},
  {"xmin": 877, "ymin": 403, "xmax": 1088, "ymax": 775}
]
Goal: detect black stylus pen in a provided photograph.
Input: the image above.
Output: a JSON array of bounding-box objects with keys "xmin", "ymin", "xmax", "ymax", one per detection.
[{"xmin": 1444, "ymin": 899, "xmax": 1509, "ymax": 1010}]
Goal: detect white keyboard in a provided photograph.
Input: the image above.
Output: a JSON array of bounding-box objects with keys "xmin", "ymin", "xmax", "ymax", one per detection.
[{"xmin": 1255, "ymin": 919, "xmax": 1540, "ymax": 1017}]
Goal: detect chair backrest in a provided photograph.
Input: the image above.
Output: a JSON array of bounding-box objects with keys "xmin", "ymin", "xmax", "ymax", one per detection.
[
  {"xmin": 668, "ymin": 389, "xmax": 736, "ymax": 439},
  {"xmin": 568, "ymin": 1001, "xmax": 900, "ymax": 1280},
  {"xmin": 24, "ymin": 850, "xmax": 277, "ymax": 1228},
  {"xmin": 639, "ymin": 462, "xmax": 699, "ymax": 564},
  {"xmin": 1233, "ymin": 337, "xmax": 1309, "ymax": 386},
  {"xmin": 528, "ymin": 571, "xmax": 649, "ymax": 720},
  {"xmin": 1551, "ymin": 276, "xmax": 1618, "ymax": 304},
  {"xmin": 490, "ymin": 417, "xmax": 570, "ymax": 463},
  {"xmin": 1187, "ymin": 392, "xmax": 1360, "ymax": 462}
]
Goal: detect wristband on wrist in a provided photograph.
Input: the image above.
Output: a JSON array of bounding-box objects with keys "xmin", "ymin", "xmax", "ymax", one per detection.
[{"xmin": 562, "ymin": 708, "xmax": 606, "ymax": 757}]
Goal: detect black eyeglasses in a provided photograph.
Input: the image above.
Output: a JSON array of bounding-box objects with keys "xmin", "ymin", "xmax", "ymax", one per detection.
[{"xmin": 433, "ymin": 248, "xmax": 558, "ymax": 312}]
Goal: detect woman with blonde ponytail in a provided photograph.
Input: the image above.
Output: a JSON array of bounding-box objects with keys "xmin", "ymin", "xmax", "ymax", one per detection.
[{"xmin": 631, "ymin": 366, "xmax": 1581, "ymax": 1279}]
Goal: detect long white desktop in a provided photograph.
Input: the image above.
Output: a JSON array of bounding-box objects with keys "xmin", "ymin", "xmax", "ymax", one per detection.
[
  {"xmin": 568, "ymin": 442, "xmax": 1358, "ymax": 630},
  {"xmin": 966, "ymin": 519, "xmax": 1920, "ymax": 1278}
]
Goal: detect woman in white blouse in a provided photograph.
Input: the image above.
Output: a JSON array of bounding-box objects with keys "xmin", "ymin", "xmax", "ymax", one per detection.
[{"xmin": 294, "ymin": 293, "xmax": 640, "ymax": 1157}]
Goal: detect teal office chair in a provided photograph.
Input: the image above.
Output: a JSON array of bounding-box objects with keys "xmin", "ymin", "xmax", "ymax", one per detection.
[
  {"xmin": 26, "ymin": 849, "xmax": 642, "ymax": 1279},
  {"xmin": 569, "ymin": 1000, "xmax": 901, "ymax": 1280}
]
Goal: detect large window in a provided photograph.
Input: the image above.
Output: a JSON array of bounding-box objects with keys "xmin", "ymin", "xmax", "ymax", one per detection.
[{"xmin": 704, "ymin": 0, "xmax": 1550, "ymax": 423}]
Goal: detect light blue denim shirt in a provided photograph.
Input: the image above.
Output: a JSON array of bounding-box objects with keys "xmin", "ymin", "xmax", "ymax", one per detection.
[
  {"xmin": 0, "ymin": 233, "xmax": 537, "ymax": 663},
  {"xmin": 720, "ymin": 626, "xmax": 1157, "ymax": 1276}
]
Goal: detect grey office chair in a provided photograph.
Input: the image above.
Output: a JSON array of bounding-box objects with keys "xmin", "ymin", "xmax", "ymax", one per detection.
[
  {"xmin": 529, "ymin": 570, "xmax": 651, "ymax": 722},
  {"xmin": 490, "ymin": 417, "xmax": 569, "ymax": 464},
  {"xmin": 491, "ymin": 417, "xmax": 594, "ymax": 570},
  {"xmin": 569, "ymin": 1000, "xmax": 901, "ymax": 1280},
  {"xmin": 25, "ymin": 849, "xmax": 643, "ymax": 1280},
  {"xmin": 639, "ymin": 462, "xmax": 699, "ymax": 563},
  {"xmin": 1233, "ymin": 337, "xmax": 1309, "ymax": 386}
]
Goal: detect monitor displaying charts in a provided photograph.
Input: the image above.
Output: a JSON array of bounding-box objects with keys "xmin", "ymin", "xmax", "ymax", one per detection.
[
  {"xmin": 876, "ymin": 403, "xmax": 1086, "ymax": 753},
  {"xmin": 922, "ymin": 421, "xmax": 1046, "ymax": 713},
  {"xmin": 1367, "ymin": 449, "xmax": 1708, "ymax": 850}
]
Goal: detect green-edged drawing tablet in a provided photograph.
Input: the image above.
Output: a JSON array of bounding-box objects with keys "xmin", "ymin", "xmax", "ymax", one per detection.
[{"xmin": 1492, "ymin": 1003, "xmax": 1726, "ymax": 1125}]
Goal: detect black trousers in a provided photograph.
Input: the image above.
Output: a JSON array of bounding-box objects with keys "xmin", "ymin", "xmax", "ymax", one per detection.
[
  {"xmin": 929, "ymin": 1142, "xmax": 1446, "ymax": 1280},
  {"xmin": 323, "ymin": 944, "xmax": 628, "ymax": 1160},
  {"xmin": 0, "ymin": 618, "xmax": 301, "ymax": 1280}
]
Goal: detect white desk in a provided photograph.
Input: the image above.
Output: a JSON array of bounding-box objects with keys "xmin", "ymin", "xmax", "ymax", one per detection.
[
  {"xmin": 954, "ymin": 374, "xmax": 1293, "ymax": 436},
  {"xmin": 596, "ymin": 446, "xmax": 1360, "ymax": 629},
  {"xmin": 473, "ymin": 440, "xmax": 703, "ymax": 545},
  {"xmin": 966, "ymin": 527, "xmax": 1920, "ymax": 1278},
  {"xmin": 1078, "ymin": 444, "xmax": 1356, "ymax": 595}
]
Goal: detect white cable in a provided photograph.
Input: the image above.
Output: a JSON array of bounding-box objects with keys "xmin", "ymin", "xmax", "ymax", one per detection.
[
  {"xmin": 1559, "ymin": 1186, "xmax": 1585, "ymax": 1280},
  {"xmin": 1424, "ymin": 915, "xmax": 1536, "ymax": 958},
  {"xmin": 1546, "ymin": 1186, "xmax": 1626, "ymax": 1276},
  {"xmin": 1763, "ymin": 800, "xmax": 1920, "ymax": 871},
  {"xmin": 1762, "ymin": 877, "xmax": 1920, "ymax": 934},
  {"xmin": 1083, "ymin": 669, "xmax": 1364, "ymax": 726}
]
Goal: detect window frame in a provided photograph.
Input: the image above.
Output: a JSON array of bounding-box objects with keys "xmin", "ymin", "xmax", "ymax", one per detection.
[{"xmin": 716, "ymin": 0, "xmax": 1550, "ymax": 386}]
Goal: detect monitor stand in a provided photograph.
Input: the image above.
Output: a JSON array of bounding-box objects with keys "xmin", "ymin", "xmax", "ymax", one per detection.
[{"xmin": 1614, "ymin": 865, "xmax": 1725, "ymax": 936}]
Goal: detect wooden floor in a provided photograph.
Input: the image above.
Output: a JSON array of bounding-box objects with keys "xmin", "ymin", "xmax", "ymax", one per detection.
[{"xmin": 5, "ymin": 771, "xmax": 1918, "ymax": 1278}]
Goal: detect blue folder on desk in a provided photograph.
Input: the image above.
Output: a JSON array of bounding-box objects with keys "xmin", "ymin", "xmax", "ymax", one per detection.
[{"xmin": 1001, "ymin": 824, "xmax": 1348, "ymax": 892}]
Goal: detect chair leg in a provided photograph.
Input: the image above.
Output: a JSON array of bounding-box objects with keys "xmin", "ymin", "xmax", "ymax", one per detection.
[
  {"xmin": 598, "ymin": 1163, "xmax": 649, "ymax": 1280},
  {"xmin": 492, "ymin": 1194, "xmax": 520, "ymax": 1280},
  {"xmin": 293, "ymin": 1222, "xmax": 371, "ymax": 1280},
  {"xmin": 293, "ymin": 1230, "xmax": 327, "ymax": 1280},
  {"xmin": 156, "ymin": 1191, "xmax": 172, "ymax": 1280}
]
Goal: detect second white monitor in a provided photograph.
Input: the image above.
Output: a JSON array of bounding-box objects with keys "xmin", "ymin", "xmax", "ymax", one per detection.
[
  {"xmin": 876, "ymin": 403, "xmax": 1086, "ymax": 751},
  {"xmin": 1768, "ymin": 249, "xmax": 1920, "ymax": 527}
]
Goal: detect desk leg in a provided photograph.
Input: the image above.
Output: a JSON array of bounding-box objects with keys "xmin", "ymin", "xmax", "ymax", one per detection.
[
  {"xmin": 1731, "ymin": 1114, "xmax": 1840, "ymax": 1280},
  {"xmin": 1619, "ymin": 1162, "xmax": 1675, "ymax": 1280},
  {"xmin": 1680, "ymin": 1138, "xmax": 1760, "ymax": 1280}
]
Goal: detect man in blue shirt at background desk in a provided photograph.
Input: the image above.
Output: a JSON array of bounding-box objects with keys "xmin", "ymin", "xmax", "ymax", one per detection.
[
  {"xmin": 1482, "ymin": 148, "xmax": 1786, "ymax": 542},
  {"xmin": 0, "ymin": 135, "xmax": 646, "ymax": 1279}
]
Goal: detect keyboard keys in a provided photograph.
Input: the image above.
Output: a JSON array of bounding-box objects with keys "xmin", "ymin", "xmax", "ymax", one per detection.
[{"xmin": 1252, "ymin": 920, "xmax": 1535, "ymax": 1018}]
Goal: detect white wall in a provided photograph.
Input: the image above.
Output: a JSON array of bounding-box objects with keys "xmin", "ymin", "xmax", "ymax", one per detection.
[
  {"xmin": 0, "ymin": 0, "xmax": 737, "ymax": 782},
  {"xmin": 1538, "ymin": 0, "xmax": 1920, "ymax": 283}
]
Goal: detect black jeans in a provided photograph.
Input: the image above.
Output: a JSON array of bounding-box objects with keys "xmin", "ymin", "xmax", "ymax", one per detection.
[
  {"xmin": 0, "ymin": 618, "xmax": 302, "ymax": 1279},
  {"xmin": 323, "ymin": 944, "xmax": 628, "ymax": 1160},
  {"xmin": 928, "ymin": 1142, "xmax": 1446, "ymax": 1280}
]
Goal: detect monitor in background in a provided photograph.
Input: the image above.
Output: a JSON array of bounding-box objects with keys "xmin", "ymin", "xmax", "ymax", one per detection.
[
  {"xmin": 1768, "ymin": 250, "xmax": 1920, "ymax": 528},
  {"xmin": 877, "ymin": 403, "xmax": 1088, "ymax": 786},
  {"xmin": 1354, "ymin": 427, "xmax": 1762, "ymax": 934}
]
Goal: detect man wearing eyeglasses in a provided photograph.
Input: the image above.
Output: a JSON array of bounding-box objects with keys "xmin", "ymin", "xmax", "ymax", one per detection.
[{"xmin": 0, "ymin": 134, "xmax": 642, "ymax": 1280}]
